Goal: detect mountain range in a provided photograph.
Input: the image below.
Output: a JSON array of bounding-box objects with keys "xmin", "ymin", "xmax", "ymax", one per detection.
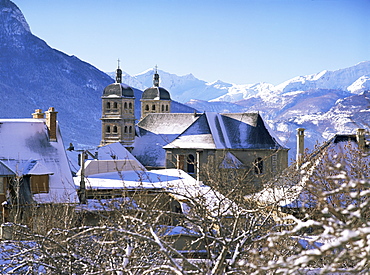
[
  {"xmin": 111, "ymin": 61, "xmax": 370, "ymax": 160},
  {"xmin": 1, "ymin": 0, "xmax": 369, "ymax": 162}
]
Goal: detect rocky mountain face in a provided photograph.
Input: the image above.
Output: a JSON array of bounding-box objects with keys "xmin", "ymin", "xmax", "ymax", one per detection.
[
  {"xmin": 0, "ymin": 0, "xmax": 114, "ymax": 147},
  {"xmin": 0, "ymin": 1, "xmax": 195, "ymax": 148}
]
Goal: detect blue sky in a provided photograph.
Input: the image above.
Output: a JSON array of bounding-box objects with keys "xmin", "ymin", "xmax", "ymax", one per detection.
[{"xmin": 15, "ymin": 0, "xmax": 370, "ymax": 85}]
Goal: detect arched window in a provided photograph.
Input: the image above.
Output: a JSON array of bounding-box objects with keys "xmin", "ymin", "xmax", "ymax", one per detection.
[
  {"xmin": 187, "ymin": 154, "xmax": 195, "ymax": 174},
  {"xmin": 152, "ymin": 105, "xmax": 156, "ymax": 111},
  {"xmin": 124, "ymin": 126, "xmax": 128, "ymax": 133},
  {"xmin": 106, "ymin": 125, "xmax": 111, "ymax": 133},
  {"xmin": 124, "ymin": 102, "xmax": 127, "ymax": 109},
  {"xmin": 113, "ymin": 126, "xmax": 117, "ymax": 133},
  {"xmin": 166, "ymin": 105, "xmax": 169, "ymax": 112},
  {"xmin": 145, "ymin": 105, "xmax": 149, "ymax": 111},
  {"xmin": 161, "ymin": 105, "xmax": 164, "ymax": 112},
  {"xmin": 106, "ymin": 102, "xmax": 111, "ymax": 109},
  {"xmin": 113, "ymin": 102, "xmax": 118, "ymax": 109},
  {"xmin": 254, "ymin": 157, "xmax": 263, "ymax": 174},
  {"xmin": 129, "ymin": 126, "xmax": 132, "ymax": 133},
  {"xmin": 129, "ymin": 102, "xmax": 132, "ymax": 109}
]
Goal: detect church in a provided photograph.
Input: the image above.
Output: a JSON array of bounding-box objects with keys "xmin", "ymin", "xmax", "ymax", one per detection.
[{"xmin": 100, "ymin": 65, "xmax": 289, "ymax": 183}]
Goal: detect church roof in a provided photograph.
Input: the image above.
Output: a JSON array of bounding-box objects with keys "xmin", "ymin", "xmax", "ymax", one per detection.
[
  {"xmin": 132, "ymin": 112, "xmax": 286, "ymax": 168},
  {"xmin": 132, "ymin": 113, "xmax": 200, "ymax": 167},
  {"xmin": 103, "ymin": 83, "xmax": 134, "ymax": 98},
  {"xmin": 142, "ymin": 86, "xmax": 171, "ymax": 100},
  {"xmin": 164, "ymin": 112, "xmax": 286, "ymax": 150}
]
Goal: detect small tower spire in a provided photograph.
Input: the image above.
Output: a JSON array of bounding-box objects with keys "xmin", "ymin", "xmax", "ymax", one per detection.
[
  {"xmin": 153, "ymin": 65, "xmax": 160, "ymax": 87},
  {"xmin": 116, "ymin": 58, "xmax": 122, "ymax": 83}
]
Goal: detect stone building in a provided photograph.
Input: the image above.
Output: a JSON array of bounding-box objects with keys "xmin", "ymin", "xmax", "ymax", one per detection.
[{"xmin": 100, "ymin": 65, "xmax": 136, "ymax": 148}]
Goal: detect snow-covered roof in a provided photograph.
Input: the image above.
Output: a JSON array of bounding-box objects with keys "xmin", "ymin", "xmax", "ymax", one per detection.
[
  {"xmin": 74, "ymin": 168, "xmax": 240, "ymax": 216},
  {"xmin": 0, "ymin": 118, "xmax": 78, "ymax": 203},
  {"xmin": 79, "ymin": 159, "xmax": 146, "ymax": 177},
  {"xmin": 133, "ymin": 112, "xmax": 286, "ymax": 168},
  {"xmin": 164, "ymin": 112, "xmax": 286, "ymax": 150},
  {"xmin": 132, "ymin": 113, "xmax": 200, "ymax": 167},
  {"xmin": 67, "ymin": 142, "xmax": 143, "ymax": 175}
]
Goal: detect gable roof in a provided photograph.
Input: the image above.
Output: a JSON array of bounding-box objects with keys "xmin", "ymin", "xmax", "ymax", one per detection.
[
  {"xmin": 0, "ymin": 161, "xmax": 15, "ymax": 176},
  {"xmin": 0, "ymin": 118, "xmax": 78, "ymax": 203}
]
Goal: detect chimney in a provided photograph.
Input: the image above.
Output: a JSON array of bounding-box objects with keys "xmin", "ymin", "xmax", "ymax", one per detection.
[
  {"xmin": 356, "ymin": 128, "xmax": 365, "ymax": 151},
  {"xmin": 32, "ymin": 109, "xmax": 44, "ymax": 119},
  {"xmin": 45, "ymin": 107, "xmax": 58, "ymax": 142},
  {"xmin": 296, "ymin": 128, "xmax": 305, "ymax": 169}
]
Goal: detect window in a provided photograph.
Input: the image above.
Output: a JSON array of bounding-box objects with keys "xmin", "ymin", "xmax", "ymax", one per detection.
[
  {"xmin": 129, "ymin": 102, "xmax": 132, "ymax": 109},
  {"xmin": 187, "ymin": 154, "xmax": 195, "ymax": 174},
  {"xmin": 30, "ymin": 175, "xmax": 49, "ymax": 194},
  {"xmin": 106, "ymin": 102, "xmax": 111, "ymax": 109},
  {"xmin": 124, "ymin": 126, "xmax": 128, "ymax": 133},
  {"xmin": 152, "ymin": 105, "xmax": 156, "ymax": 111},
  {"xmin": 145, "ymin": 105, "xmax": 149, "ymax": 111},
  {"xmin": 106, "ymin": 125, "xmax": 111, "ymax": 133},
  {"xmin": 161, "ymin": 105, "xmax": 164, "ymax": 112},
  {"xmin": 113, "ymin": 102, "xmax": 118, "ymax": 109},
  {"xmin": 177, "ymin": 155, "xmax": 185, "ymax": 170},
  {"xmin": 124, "ymin": 102, "xmax": 127, "ymax": 109},
  {"xmin": 113, "ymin": 126, "xmax": 118, "ymax": 133},
  {"xmin": 129, "ymin": 126, "xmax": 132, "ymax": 133},
  {"xmin": 166, "ymin": 105, "xmax": 169, "ymax": 112},
  {"xmin": 254, "ymin": 157, "xmax": 263, "ymax": 174}
]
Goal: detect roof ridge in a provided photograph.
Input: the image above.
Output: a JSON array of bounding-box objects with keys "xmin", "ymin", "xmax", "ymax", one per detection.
[{"xmin": 205, "ymin": 112, "xmax": 227, "ymax": 149}]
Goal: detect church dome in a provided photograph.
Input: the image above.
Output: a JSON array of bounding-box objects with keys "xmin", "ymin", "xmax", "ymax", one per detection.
[
  {"xmin": 142, "ymin": 86, "xmax": 171, "ymax": 100},
  {"xmin": 103, "ymin": 83, "xmax": 134, "ymax": 97},
  {"xmin": 141, "ymin": 67, "xmax": 171, "ymax": 100}
]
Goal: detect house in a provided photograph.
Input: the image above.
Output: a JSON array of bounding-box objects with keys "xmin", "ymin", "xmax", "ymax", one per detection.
[
  {"xmin": 0, "ymin": 108, "xmax": 78, "ymax": 222},
  {"xmin": 100, "ymin": 65, "xmax": 289, "ymax": 184},
  {"xmin": 248, "ymin": 128, "xmax": 370, "ymax": 221}
]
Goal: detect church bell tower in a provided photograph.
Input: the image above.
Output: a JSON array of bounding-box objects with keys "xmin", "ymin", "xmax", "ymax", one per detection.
[{"xmin": 100, "ymin": 60, "xmax": 136, "ymax": 149}]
